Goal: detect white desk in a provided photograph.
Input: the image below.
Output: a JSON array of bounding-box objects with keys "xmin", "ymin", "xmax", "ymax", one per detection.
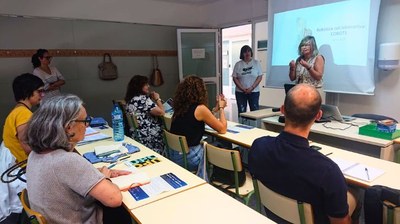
[
  {"xmin": 131, "ymin": 183, "xmax": 275, "ymax": 224},
  {"xmin": 75, "ymin": 128, "xmax": 206, "ymax": 210},
  {"xmin": 206, "ymin": 121, "xmax": 279, "ymax": 148},
  {"xmin": 206, "ymin": 121, "xmax": 400, "ymax": 189},
  {"xmin": 315, "ymin": 142, "xmax": 400, "ymax": 189},
  {"xmin": 262, "ymin": 116, "xmax": 400, "ymax": 161},
  {"xmin": 239, "ymin": 108, "xmax": 281, "ymax": 128}
]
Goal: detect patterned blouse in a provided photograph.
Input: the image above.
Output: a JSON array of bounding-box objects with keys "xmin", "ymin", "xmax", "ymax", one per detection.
[
  {"xmin": 295, "ymin": 54, "xmax": 323, "ymax": 88},
  {"xmin": 126, "ymin": 95, "xmax": 164, "ymax": 154}
]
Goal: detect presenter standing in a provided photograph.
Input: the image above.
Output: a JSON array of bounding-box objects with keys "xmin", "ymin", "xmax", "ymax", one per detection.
[
  {"xmin": 289, "ymin": 36, "xmax": 324, "ymax": 88},
  {"xmin": 232, "ymin": 45, "xmax": 263, "ymax": 114}
]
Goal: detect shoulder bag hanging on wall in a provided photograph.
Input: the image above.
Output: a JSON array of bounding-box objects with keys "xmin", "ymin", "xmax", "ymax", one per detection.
[
  {"xmin": 98, "ymin": 53, "xmax": 118, "ymax": 80},
  {"xmin": 150, "ymin": 55, "xmax": 164, "ymax": 86}
]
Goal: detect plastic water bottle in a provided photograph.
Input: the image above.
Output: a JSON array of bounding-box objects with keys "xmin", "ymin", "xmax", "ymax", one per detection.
[{"xmin": 111, "ymin": 104, "xmax": 124, "ymax": 142}]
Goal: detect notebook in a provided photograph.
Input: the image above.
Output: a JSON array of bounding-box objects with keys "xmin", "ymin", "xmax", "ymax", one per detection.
[
  {"xmin": 111, "ymin": 172, "xmax": 151, "ymax": 191},
  {"xmin": 163, "ymin": 98, "xmax": 174, "ymax": 113},
  {"xmin": 331, "ymin": 158, "xmax": 385, "ymax": 182}
]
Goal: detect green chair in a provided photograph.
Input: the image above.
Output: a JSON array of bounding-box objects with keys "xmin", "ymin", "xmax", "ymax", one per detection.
[
  {"xmin": 205, "ymin": 143, "xmax": 254, "ymax": 205},
  {"xmin": 383, "ymin": 200, "xmax": 400, "ymax": 224},
  {"xmin": 19, "ymin": 189, "xmax": 47, "ymax": 224},
  {"xmin": 163, "ymin": 129, "xmax": 190, "ymax": 170},
  {"xmin": 253, "ymin": 179, "xmax": 314, "ymax": 224}
]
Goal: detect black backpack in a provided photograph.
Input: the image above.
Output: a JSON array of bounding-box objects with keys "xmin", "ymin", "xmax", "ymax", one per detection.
[{"xmin": 364, "ymin": 185, "xmax": 400, "ymax": 224}]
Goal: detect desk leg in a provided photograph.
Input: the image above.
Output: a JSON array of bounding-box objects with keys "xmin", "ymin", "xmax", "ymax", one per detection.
[{"xmin": 380, "ymin": 144, "xmax": 397, "ymax": 161}]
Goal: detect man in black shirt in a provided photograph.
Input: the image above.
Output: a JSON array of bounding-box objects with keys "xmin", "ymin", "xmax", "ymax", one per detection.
[{"xmin": 249, "ymin": 84, "xmax": 356, "ymax": 223}]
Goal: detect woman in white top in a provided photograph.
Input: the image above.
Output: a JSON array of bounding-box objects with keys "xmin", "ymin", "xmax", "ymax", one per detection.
[
  {"xmin": 232, "ymin": 45, "xmax": 263, "ymax": 114},
  {"xmin": 31, "ymin": 49, "xmax": 66, "ymax": 100}
]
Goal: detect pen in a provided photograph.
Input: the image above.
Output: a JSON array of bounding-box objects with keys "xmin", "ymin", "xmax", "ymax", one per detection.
[
  {"xmin": 325, "ymin": 152, "xmax": 333, "ymax": 156},
  {"xmin": 108, "ymin": 163, "xmax": 117, "ymax": 169},
  {"xmin": 365, "ymin": 167, "xmax": 370, "ymax": 180}
]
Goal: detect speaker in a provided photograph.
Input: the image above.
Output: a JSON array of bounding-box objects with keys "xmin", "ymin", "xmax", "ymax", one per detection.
[{"xmin": 378, "ymin": 43, "xmax": 400, "ymax": 71}]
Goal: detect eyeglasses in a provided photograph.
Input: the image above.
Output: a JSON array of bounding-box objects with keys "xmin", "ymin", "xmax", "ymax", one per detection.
[
  {"xmin": 36, "ymin": 88, "xmax": 45, "ymax": 94},
  {"xmin": 73, "ymin": 116, "xmax": 92, "ymax": 127},
  {"xmin": 44, "ymin": 56, "xmax": 53, "ymax": 60}
]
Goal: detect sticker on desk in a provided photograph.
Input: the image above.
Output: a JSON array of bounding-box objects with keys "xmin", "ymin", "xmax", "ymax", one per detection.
[
  {"xmin": 128, "ymin": 155, "xmax": 161, "ymax": 168},
  {"xmin": 128, "ymin": 172, "xmax": 187, "ymax": 201}
]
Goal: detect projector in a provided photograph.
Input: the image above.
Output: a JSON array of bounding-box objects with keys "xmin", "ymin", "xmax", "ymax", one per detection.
[{"xmin": 378, "ymin": 43, "xmax": 400, "ymax": 70}]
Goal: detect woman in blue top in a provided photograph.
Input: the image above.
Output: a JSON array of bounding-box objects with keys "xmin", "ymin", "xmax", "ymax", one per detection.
[
  {"xmin": 170, "ymin": 75, "xmax": 227, "ymax": 173},
  {"xmin": 232, "ymin": 45, "xmax": 263, "ymax": 114},
  {"xmin": 125, "ymin": 75, "xmax": 165, "ymax": 154}
]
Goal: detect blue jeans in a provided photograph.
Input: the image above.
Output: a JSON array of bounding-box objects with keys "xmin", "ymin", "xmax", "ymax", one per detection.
[
  {"xmin": 235, "ymin": 91, "xmax": 260, "ymax": 114},
  {"xmin": 169, "ymin": 144, "xmax": 204, "ymax": 177}
]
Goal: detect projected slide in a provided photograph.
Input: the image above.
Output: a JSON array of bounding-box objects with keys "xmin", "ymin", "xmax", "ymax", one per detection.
[
  {"xmin": 266, "ymin": 0, "xmax": 381, "ymax": 95},
  {"xmin": 272, "ymin": 0, "xmax": 370, "ymax": 66}
]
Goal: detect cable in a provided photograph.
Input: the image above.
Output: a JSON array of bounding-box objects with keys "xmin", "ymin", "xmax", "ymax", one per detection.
[{"xmin": 1, "ymin": 159, "xmax": 27, "ymax": 183}]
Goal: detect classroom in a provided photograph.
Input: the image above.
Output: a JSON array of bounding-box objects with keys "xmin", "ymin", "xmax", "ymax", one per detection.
[{"xmin": 1, "ymin": 0, "xmax": 400, "ymax": 223}]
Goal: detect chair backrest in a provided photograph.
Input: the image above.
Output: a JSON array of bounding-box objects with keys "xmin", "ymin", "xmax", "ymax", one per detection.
[
  {"xmin": 19, "ymin": 189, "xmax": 47, "ymax": 224},
  {"xmin": 383, "ymin": 201, "xmax": 400, "ymax": 224},
  {"xmin": 163, "ymin": 129, "xmax": 189, "ymax": 154},
  {"xmin": 163, "ymin": 115, "xmax": 172, "ymax": 131},
  {"xmin": 254, "ymin": 180, "xmax": 314, "ymax": 224},
  {"xmin": 205, "ymin": 143, "xmax": 243, "ymax": 172},
  {"xmin": 352, "ymin": 113, "xmax": 398, "ymax": 123}
]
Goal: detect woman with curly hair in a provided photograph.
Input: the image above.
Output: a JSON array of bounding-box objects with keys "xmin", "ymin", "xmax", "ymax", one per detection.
[
  {"xmin": 125, "ymin": 75, "xmax": 165, "ymax": 154},
  {"xmin": 170, "ymin": 75, "xmax": 227, "ymax": 173}
]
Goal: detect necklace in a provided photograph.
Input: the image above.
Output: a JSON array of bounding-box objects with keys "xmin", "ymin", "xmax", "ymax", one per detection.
[{"xmin": 17, "ymin": 101, "xmax": 31, "ymax": 111}]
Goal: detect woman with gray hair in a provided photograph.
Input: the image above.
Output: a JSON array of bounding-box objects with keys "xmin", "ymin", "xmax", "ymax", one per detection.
[
  {"xmin": 289, "ymin": 35, "xmax": 325, "ymax": 88},
  {"xmin": 25, "ymin": 94, "xmax": 131, "ymax": 224}
]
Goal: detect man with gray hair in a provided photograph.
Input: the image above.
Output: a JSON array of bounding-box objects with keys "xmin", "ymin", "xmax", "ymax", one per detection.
[{"xmin": 249, "ymin": 84, "xmax": 356, "ymax": 224}]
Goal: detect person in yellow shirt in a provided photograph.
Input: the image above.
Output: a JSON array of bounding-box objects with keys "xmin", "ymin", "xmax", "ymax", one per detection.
[{"xmin": 3, "ymin": 73, "xmax": 44, "ymax": 162}]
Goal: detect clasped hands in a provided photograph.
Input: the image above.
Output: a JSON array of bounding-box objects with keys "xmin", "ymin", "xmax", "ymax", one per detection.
[{"xmin": 212, "ymin": 94, "xmax": 227, "ymax": 112}]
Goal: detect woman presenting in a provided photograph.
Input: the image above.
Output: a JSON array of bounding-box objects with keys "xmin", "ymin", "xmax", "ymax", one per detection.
[
  {"xmin": 289, "ymin": 36, "xmax": 324, "ymax": 88},
  {"xmin": 232, "ymin": 45, "xmax": 263, "ymax": 114}
]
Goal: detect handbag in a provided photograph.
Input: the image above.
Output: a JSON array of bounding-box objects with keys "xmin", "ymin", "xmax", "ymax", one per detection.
[
  {"xmin": 150, "ymin": 56, "xmax": 164, "ymax": 86},
  {"xmin": 98, "ymin": 53, "xmax": 118, "ymax": 80}
]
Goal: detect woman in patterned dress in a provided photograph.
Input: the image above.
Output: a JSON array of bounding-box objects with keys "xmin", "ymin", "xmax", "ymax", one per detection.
[
  {"xmin": 125, "ymin": 75, "xmax": 165, "ymax": 154},
  {"xmin": 289, "ymin": 36, "xmax": 325, "ymax": 88}
]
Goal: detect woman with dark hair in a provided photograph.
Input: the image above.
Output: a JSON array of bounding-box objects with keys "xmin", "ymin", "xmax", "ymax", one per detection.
[
  {"xmin": 31, "ymin": 49, "xmax": 65, "ymax": 100},
  {"xmin": 170, "ymin": 75, "xmax": 227, "ymax": 173},
  {"xmin": 26, "ymin": 94, "xmax": 131, "ymax": 224},
  {"xmin": 232, "ymin": 45, "xmax": 263, "ymax": 114},
  {"xmin": 3, "ymin": 73, "xmax": 44, "ymax": 162},
  {"xmin": 289, "ymin": 35, "xmax": 325, "ymax": 88},
  {"xmin": 125, "ymin": 75, "xmax": 165, "ymax": 154}
]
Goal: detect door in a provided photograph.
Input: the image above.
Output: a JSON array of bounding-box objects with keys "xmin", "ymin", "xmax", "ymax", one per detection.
[{"xmin": 177, "ymin": 29, "xmax": 220, "ymax": 108}]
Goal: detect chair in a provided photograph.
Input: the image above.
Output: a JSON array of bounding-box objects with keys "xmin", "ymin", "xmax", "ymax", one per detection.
[
  {"xmin": 163, "ymin": 129, "xmax": 190, "ymax": 170},
  {"xmin": 383, "ymin": 201, "xmax": 400, "ymax": 224},
  {"xmin": 352, "ymin": 113, "xmax": 398, "ymax": 123},
  {"xmin": 205, "ymin": 143, "xmax": 254, "ymax": 205},
  {"xmin": 163, "ymin": 115, "xmax": 172, "ymax": 131},
  {"xmin": 253, "ymin": 179, "xmax": 314, "ymax": 224},
  {"xmin": 18, "ymin": 189, "xmax": 47, "ymax": 224}
]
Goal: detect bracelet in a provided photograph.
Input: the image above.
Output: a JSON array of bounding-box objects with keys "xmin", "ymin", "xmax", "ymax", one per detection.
[
  {"xmin": 307, "ymin": 66, "xmax": 312, "ymax": 70},
  {"xmin": 105, "ymin": 177, "xmax": 112, "ymax": 182},
  {"xmin": 155, "ymin": 98, "xmax": 161, "ymax": 102},
  {"xmin": 219, "ymin": 107, "xmax": 224, "ymax": 110}
]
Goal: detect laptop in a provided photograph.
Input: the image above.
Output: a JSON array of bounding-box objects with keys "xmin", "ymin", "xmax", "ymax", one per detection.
[
  {"xmin": 284, "ymin": 83, "xmax": 296, "ymax": 94},
  {"xmin": 320, "ymin": 104, "xmax": 355, "ymax": 122},
  {"xmin": 163, "ymin": 98, "xmax": 174, "ymax": 113}
]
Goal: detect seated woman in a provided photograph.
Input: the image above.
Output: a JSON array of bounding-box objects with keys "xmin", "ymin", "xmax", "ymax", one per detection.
[
  {"xmin": 26, "ymin": 94, "xmax": 131, "ymax": 224},
  {"xmin": 3, "ymin": 73, "xmax": 44, "ymax": 163},
  {"xmin": 125, "ymin": 75, "xmax": 165, "ymax": 154},
  {"xmin": 170, "ymin": 75, "xmax": 227, "ymax": 173}
]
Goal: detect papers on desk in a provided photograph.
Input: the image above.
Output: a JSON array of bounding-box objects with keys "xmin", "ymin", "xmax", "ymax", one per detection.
[
  {"xmin": 77, "ymin": 127, "xmax": 111, "ymax": 146},
  {"xmin": 331, "ymin": 158, "xmax": 385, "ymax": 182},
  {"xmin": 111, "ymin": 171, "xmax": 151, "ymax": 191},
  {"xmin": 128, "ymin": 173, "xmax": 187, "ymax": 201},
  {"xmin": 205, "ymin": 124, "xmax": 255, "ymax": 134}
]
